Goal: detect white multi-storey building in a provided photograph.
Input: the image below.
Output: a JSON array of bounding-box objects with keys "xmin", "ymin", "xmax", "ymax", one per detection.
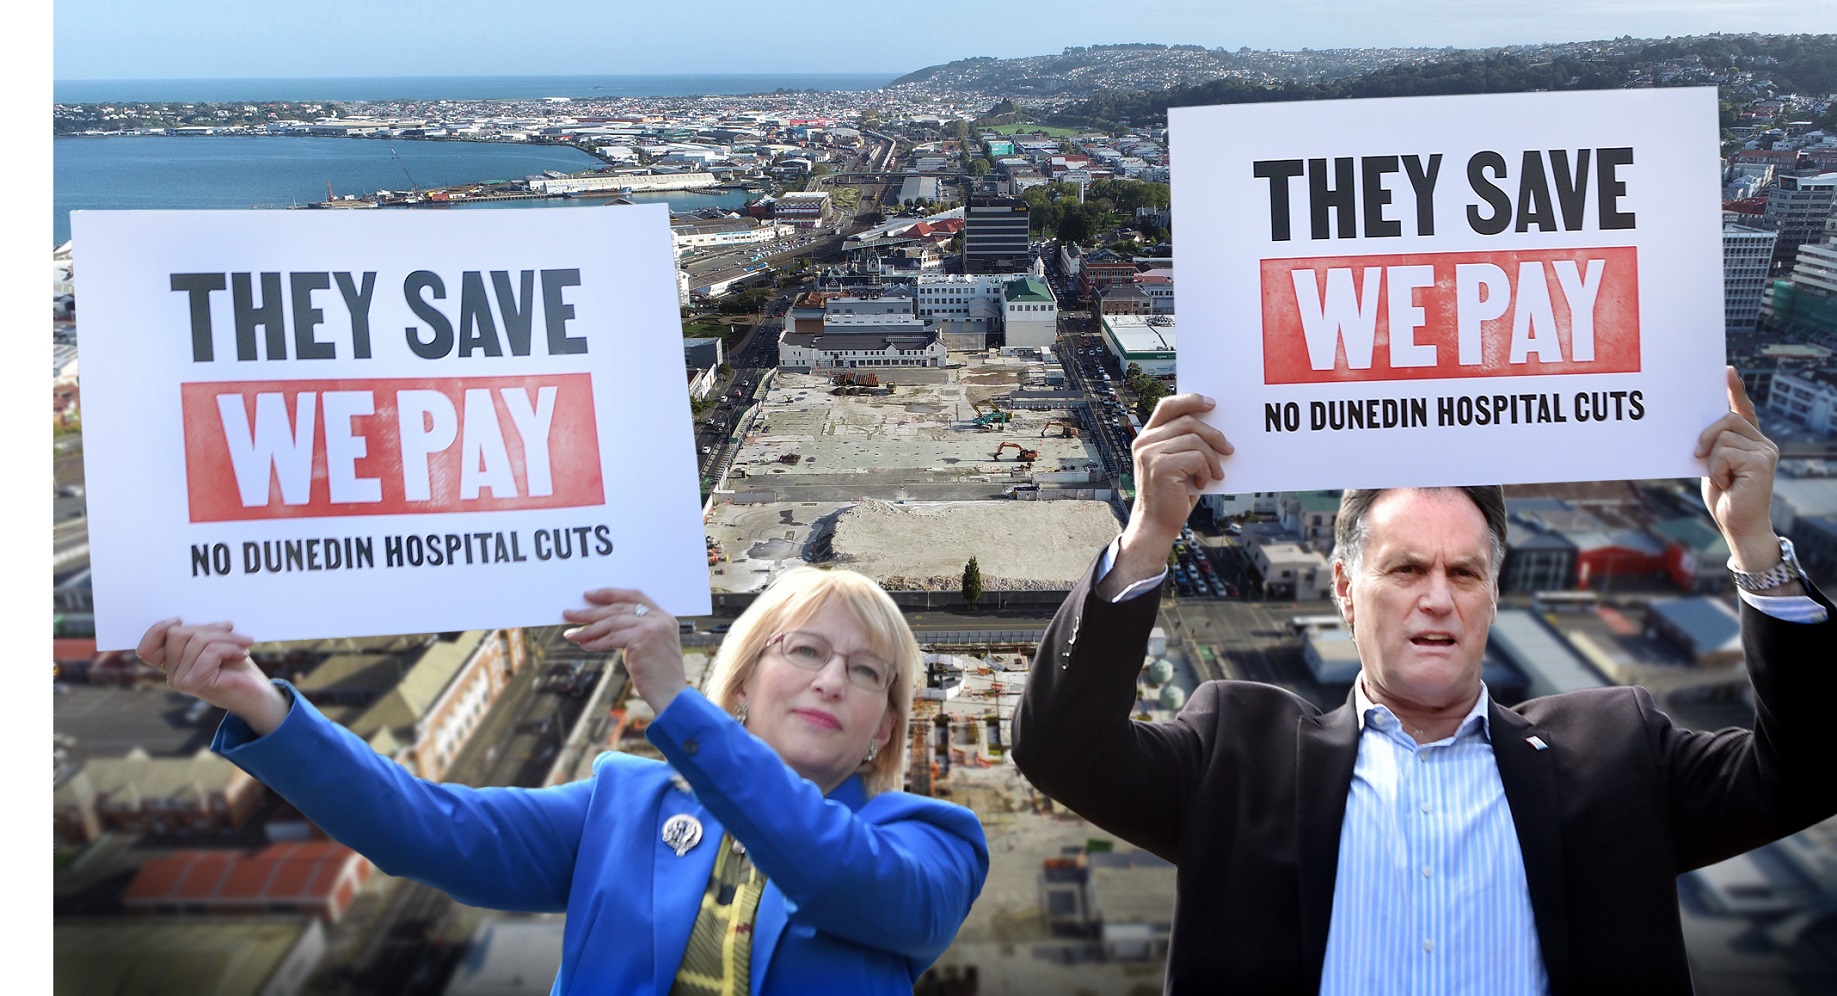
[
  {"xmin": 1725, "ymin": 224, "xmax": 1779, "ymax": 333},
  {"xmin": 1768, "ymin": 368, "xmax": 1837, "ymax": 434}
]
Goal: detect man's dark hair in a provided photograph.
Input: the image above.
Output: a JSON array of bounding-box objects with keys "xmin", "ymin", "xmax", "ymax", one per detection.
[{"xmin": 1331, "ymin": 486, "xmax": 1508, "ymax": 581}]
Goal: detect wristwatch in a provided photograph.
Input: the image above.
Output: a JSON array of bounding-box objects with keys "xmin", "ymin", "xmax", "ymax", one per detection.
[{"xmin": 1727, "ymin": 536, "xmax": 1806, "ymax": 593}]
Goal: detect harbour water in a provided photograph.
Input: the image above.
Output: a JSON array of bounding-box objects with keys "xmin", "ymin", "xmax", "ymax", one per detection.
[
  {"xmin": 53, "ymin": 73, "xmax": 898, "ymax": 104},
  {"xmin": 53, "ymin": 136, "xmax": 754, "ymax": 245}
]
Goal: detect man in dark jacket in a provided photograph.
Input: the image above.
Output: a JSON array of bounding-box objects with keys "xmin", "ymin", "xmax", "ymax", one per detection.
[{"xmin": 1011, "ymin": 372, "xmax": 1835, "ymax": 994}]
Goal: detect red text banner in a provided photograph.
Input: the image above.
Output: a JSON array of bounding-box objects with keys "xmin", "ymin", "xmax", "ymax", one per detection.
[
  {"xmin": 182, "ymin": 374, "xmax": 604, "ymax": 522},
  {"xmin": 1261, "ymin": 246, "xmax": 1640, "ymax": 384}
]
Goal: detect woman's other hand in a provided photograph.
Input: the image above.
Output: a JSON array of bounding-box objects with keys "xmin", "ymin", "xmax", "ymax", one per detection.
[{"xmin": 137, "ymin": 619, "xmax": 290, "ymax": 736}]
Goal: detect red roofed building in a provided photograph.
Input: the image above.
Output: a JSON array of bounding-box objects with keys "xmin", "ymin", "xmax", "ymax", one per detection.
[
  {"xmin": 1723, "ymin": 197, "xmax": 1767, "ymax": 218},
  {"xmin": 124, "ymin": 842, "xmax": 373, "ymax": 923}
]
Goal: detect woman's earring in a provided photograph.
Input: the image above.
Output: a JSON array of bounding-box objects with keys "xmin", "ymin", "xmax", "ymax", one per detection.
[
  {"xmin": 863, "ymin": 742, "xmax": 879, "ymax": 763},
  {"xmin": 733, "ymin": 702, "xmax": 748, "ymax": 726}
]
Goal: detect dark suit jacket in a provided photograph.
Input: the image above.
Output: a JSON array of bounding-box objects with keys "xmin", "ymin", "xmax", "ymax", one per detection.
[{"xmin": 1011, "ymin": 557, "xmax": 1837, "ymax": 995}]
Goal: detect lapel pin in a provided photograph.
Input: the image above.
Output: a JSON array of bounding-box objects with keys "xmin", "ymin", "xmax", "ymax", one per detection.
[
  {"xmin": 1526, "ymin": 736, "xmax": 1549, "ymax": 752},
  {"xmin": 662, "ymin": 814, "xmax": 704, "ymax": 856}
]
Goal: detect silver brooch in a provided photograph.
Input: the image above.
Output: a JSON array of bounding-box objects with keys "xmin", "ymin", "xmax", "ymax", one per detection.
[{"xmin": 662, "ymin": 814, "xmax": 703, "ymax": 857}]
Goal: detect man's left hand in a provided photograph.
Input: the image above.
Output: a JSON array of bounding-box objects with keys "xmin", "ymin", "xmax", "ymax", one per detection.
[{"xmin": 1696, "ymin": 366, "xmax": 1782, "ymax": 574}]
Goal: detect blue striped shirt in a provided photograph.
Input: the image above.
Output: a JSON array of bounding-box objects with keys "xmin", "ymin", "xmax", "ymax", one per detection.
[{"xmin": 1318, "ymin": 681, "xmax": 1548, "ymax": 996}]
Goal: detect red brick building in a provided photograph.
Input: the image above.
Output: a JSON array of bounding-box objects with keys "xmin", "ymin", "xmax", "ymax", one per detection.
[{"xmin": 124, "ymin": 842, "xmax": 373, "ymax": 923}]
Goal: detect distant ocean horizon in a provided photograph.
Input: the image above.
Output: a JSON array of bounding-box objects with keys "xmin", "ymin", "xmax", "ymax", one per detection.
[{"xmin": 53, "ymin": 73, "xmax": 904, "ymax": 104}]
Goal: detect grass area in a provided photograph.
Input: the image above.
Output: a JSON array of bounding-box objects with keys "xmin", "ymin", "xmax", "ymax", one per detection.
[
  {"xmin": 684, "ymin": 318, "xmax": 752, "ymax": 349},
  {"xmin": 987, "ymin": 123, "xmax": 1079, "ymax": 138}
]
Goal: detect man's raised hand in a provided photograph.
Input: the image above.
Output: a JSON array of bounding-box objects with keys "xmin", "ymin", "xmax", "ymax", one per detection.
[{"xmin": 1102, "ymin": 393, "xmax": 1234, "ymax": 599}]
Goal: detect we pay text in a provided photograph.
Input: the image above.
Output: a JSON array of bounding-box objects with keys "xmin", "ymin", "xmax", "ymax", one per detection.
[
  {"xmin": 181, "ymin": 375, "xmax": 606, "ymax": 523},
  {"xmin": 1261, "ymin": 246, "xmax": 1640, "ymax": 384}
]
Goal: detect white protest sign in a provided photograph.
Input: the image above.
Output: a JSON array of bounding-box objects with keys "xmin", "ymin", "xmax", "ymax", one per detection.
[
  {"xmin": 75, "ymin": 207, "xmax": 712, "ymax": 649},
  {"xmin": 1169, "ymin": 87, "xmax": 1727, "ymax": 492}
]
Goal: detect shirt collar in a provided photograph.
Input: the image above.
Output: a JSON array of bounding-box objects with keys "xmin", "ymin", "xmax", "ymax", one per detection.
[{"xmin": 1354, "ymin": 672, "xmax": 1493, "ymax": 743}]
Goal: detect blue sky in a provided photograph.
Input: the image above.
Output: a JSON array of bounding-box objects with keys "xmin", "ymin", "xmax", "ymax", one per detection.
[{"xmin": 54, "ymin": 0, "xmax": 1837, "ymax": 80}]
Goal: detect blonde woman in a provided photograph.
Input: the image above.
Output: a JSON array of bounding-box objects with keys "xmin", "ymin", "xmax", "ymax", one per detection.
[{"xmin": 140, "ymin": 567, "xmax": 988, "ymax": 995}]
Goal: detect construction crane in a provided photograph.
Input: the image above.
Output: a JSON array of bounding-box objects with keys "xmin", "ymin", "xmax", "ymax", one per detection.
[
  {"xmin": 391, "ymin": 146, "xmax": 419, "ymax": 194},
  {"xmin": 993, "ymin": 442, "xmax": 1039, "ymax": 462}
]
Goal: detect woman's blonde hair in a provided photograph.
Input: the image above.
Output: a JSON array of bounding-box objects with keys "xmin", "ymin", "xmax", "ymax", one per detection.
[{"xmin": 704, "ymin": 566, "xmax": 917, "ymax": 796}]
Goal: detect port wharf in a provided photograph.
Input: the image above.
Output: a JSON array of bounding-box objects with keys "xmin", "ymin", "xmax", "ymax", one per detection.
[{"xmin": 311, "ymin": 169, "xmax": 760, "ymax": 211}]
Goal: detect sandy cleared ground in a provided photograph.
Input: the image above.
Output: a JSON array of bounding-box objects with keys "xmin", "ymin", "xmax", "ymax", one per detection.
[
  {"xmin": 732, "ymin": 368, "xmax": 1100, "ymax": 480},
  {"xmin": 829, "ymin": 498, "xmax": 1122, "ymax": 590}
]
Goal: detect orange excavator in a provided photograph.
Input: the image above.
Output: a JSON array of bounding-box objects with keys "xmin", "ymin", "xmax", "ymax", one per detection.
[
  {"xmin": 993, "ymin": 441, "xmax": 1039, "ymax": 462},
  {"xmin": 1040, "ymin": 420, "xmax": 1079, "ymax": 439}
]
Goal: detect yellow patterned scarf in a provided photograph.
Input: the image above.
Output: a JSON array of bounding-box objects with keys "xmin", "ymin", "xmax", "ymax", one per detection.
[{"xmin": 670, "ymin": 832, "xmax": 767, "ymax": 996}]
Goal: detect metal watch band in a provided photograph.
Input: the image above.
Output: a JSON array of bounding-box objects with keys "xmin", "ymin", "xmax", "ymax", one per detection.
[{"xmin": 1728, "ymin": 537, "xmax": 1803, "ymax": 593}]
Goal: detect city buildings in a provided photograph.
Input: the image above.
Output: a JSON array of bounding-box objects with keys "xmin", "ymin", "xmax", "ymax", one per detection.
[
  {"xmin": 774, "ymin": 190, "xmax": 834, "ymax": 229},
  {"xmin": 1765, "ymin": 238, "xmax": 1837, "ymax": 345},
  {"xmin": 1768, "ymin": 368, "xmax": 1837, "ymax": 434},
  {"xmin": 962, "ymin": 196, "xmax": 1031, "ymax": 273},
  {"xmin": 1097, "ymin": 314, "xmax": 1176, "ymax": 377},
  {"xmin": 1762, "ymin": 172, "xmax": 1837, "ymax": 272},
  {"xmin": 54, "ymin": 747, "xmax": 265, "ymax": 843},
  {"xmin": 1001, "ymin": 276, "xmax": 1057, "ymax": 349},
  {"xmin": 1724, "ymin": 223, "xmax": 1778, "ymax": 333}
]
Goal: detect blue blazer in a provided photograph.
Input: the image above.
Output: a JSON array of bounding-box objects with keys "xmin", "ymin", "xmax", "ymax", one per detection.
[{"xmin": 214, "ymin": 683, "xmax": 989, "ymax": 995}]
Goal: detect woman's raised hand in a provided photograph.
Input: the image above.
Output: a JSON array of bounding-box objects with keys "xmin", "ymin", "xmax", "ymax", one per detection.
[
  {"xmin": 563, "ymin": 590, "xmax": 688, "ymax": 714},
  {"xmin": 137, "ymin": 619, "xmax": 291, "ymax": 736}
]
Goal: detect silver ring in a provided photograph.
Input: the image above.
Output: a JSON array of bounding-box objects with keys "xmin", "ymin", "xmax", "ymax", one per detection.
[{"xmin": 633, "ymin": 604, "xmax": 650, "ymax": 617}]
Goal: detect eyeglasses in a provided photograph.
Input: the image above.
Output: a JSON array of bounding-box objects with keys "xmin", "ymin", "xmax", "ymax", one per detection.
[{"xmin": 767, "ymin": 632, "xmax": 894, "ymax": 693}]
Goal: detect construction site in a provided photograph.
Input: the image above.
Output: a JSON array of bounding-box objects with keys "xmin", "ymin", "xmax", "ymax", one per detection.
[{"xmin": 702, "ymin": 356, "xmax": 1124, "ymax": 597}]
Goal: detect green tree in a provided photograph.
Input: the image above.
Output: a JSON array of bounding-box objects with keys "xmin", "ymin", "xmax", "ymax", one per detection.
[
  {"xmin": 1057, "ymin": 206, "xmax": 1096, "ymax": 246},
  {"xmin": 968, "ymin": 158, "xmax": 992, "ymax": 177},
  {"xmin": 962, "ymin": 556, "xmax": 983, "ymax": 607},
  {"xmin": 1135, "ymin": 379, "xmax": 1169, "ymax": 422}
]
